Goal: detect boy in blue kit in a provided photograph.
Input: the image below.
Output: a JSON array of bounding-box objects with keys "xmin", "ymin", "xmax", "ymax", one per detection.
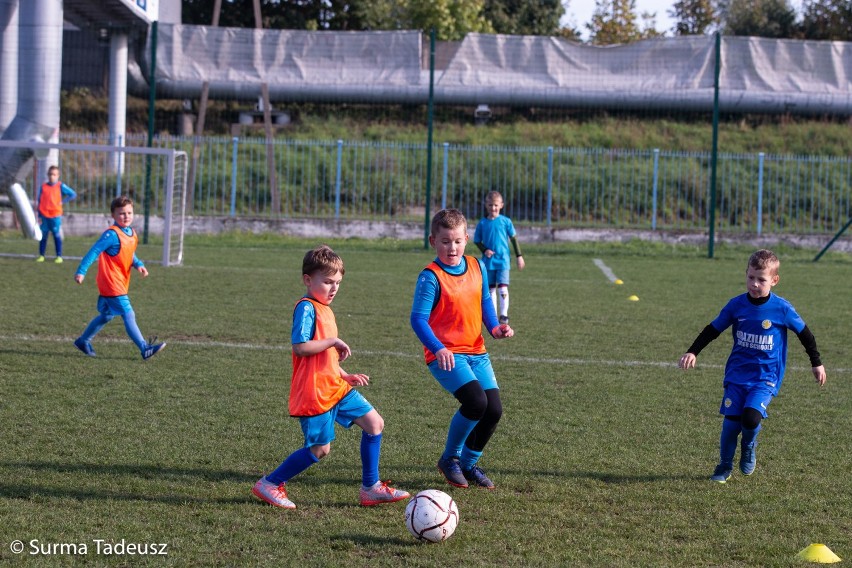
[
  {"xmin": 411, "ymin": 209, "xmax": 514, "ymax": 489},
  {"xmin": 35, "ymin": 165, "xmax": 77, "ymax": 263},
  {"xmin": 473, "ymin": 191, "xmax": 524, "ymax": 324},
  {"xmin": 73, "ymin": 196, "xmax": 166, "ymax": 361},
  {"xmin": 678, "ymin": 249, "xmax": 826, "ymax": 483},
  {"xmin": 252, "ymin": 245, "xmax": 409, "ymax": 509}
]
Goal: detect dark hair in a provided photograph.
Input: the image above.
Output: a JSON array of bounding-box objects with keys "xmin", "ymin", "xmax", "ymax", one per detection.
[
  {"xmin": 47, "ymin": 165, "xmax": 60, "ymax": 175},
  {"xmin": 430, "ymin": 208, "xmax": 467, "ymax": 237},
  {"xmin": 748, "ymin": 249, "xmax": 780, "ymax": 274},
  {"xmin": 302, "ymin": 244, "xmax": 345, "ymax": 276},
  {"xmin": 110, "ymin": 195, "xmax": 134, "ymax": 213}
]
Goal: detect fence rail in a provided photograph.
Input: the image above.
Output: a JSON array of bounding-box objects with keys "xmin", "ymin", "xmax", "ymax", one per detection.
[{"xmin": 56, "ymin": 132, "xmax": 852, "ymax": 235}]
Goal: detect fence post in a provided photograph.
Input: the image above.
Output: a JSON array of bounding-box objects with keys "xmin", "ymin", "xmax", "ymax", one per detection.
[
  {"xmin": 652, "ymin": 148, "xmax": 659, "ymax": 230},
  {"xmin": 230, "ymin": 136, "xmax": 238, "ymax": 217},
  {"xmin": 335, "ymin": 139, "xmax": 343, "ymax": 219},
  {"xmin": 442, "ymin": 142, "xmax": 449, "ymax": 209},
  {"xmin": 757, "ymin": 152, "xmax": 764, "ymax": 235},
  {"xmin": 546, "ymin": 146, "xmax": 553, "ymax": 227}
]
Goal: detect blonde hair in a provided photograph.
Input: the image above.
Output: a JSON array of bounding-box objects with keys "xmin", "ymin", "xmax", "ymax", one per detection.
[
  {"xmin": 485, "ymin": 190, "xmax": 503, "ymax": 203},
  {"xmin": 748, "ymin": 249, "xmax": 780, "ymax": 275},
  {"xmin": 430, "ymin": 208, "xmax": 468, "ymax": 237},
  {"xmin": 302, "ymin": 244, "xmax": 345, "ymax": 276}
]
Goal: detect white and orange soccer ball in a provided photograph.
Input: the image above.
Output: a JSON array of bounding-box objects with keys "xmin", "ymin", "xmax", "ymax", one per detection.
[{"xmin": 404, "ymin": 489, "xmax": 459, "ymax": 543}]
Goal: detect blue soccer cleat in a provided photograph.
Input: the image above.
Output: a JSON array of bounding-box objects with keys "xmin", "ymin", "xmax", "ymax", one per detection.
[
  {"xmin": 710, "ymin": 464, "xmax": 732, "ymax": 483},
  {"xmin": 462, "ymin": 464, "xmax": 495, "ymax": 489},
  {"xmin": 142, "ymin": 337, "xmax": 167, "ymax": 360},
  {"xmin": 740, "ymin": 444, "xmax": 757, "ymax": 476},
  {"xmin": 437, "ymin": 456, "xmax": 469, "ymax": 488},
  {"xmin": 74, "ymin": 337, "xmax": 96, "ymax": 357}
]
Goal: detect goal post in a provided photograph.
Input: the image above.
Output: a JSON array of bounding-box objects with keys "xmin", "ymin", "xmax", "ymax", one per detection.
[{"xmin": 0, "ymin": 139, "xmax": 187, "ymax": 266}]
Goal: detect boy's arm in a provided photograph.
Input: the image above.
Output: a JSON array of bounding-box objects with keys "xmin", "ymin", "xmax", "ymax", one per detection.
[
  {"xmin": 678, "ymin": 323, "xmax": 721, "ymax": 369},
  {"xmin": 510, "ymin": 236, "xmax": 525, "ymax": 270},
  {"xmin": 74, "ymin": 230, "xmax": 118, "ymax": 280},
  {"xmin": 60, "ymin": 183, "xmax": 77, "ymax": 203},
  {"xmin": 795, "ymin": 326, "xmax": 826, "ymax": 386},
  {"xmin": 410, "ymin": 271, "xmax": 445, "ymax": 355},
  {"xmin": 474, "ymin": 241, "xmax": 487, "ymax": 254}
]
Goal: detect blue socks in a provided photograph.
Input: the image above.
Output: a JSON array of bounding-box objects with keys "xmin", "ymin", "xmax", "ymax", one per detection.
[
  {"xmin": 360, "ymin": 432, "xmax": 382, "ymax": 488},
  {"xmin": 719, "ymin": 418, "xmax": 742, "ymax": 468},
  {"xmin": 80, "ymin": 313, "xmax": 113, "ymax": 342},
  {"xmin": 121, "ymin": 310, "xmax": 146, "ymax": 351},
  {"xmin": 459, "ymin": 448, "xmax": 483, "ymax": 471},
  {"xmin": 740, "ymin": 423, "xmax": 761, "ymax": 451},
  {"xmin": 443, "ymin": 410, "xmax": 479, "ymax": 461},
  {"xmin": 267, "ymin": 447, "xmax": 319, "ymax": 485}
]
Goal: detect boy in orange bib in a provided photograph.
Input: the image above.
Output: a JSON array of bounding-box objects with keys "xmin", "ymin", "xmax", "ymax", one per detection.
[{"xmin": 73, "ymin": 196, "xmax": 165, "ymax": 360}]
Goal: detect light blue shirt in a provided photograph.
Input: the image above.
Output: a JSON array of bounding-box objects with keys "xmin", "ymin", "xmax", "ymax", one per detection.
[{"xmin": 474, "ymin": 215, "xmax": 516, "ymax": 271}]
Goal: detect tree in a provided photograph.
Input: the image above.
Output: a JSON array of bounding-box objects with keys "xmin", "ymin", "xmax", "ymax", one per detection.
[
  {"xmin": 482, "ymin": 0, "xmax": 565, "ymax": 35},
  {"xmin": 180, "ymin": 0, "xmax": 365, "ymax": 31},
  {"xmin": 669, "ymin": 0, "xmax": 717, "ymax": 35},
  {"xmin": 801, "ymin": 0, "xmax": 852, "ymax": 40},
  {"xmin": 724, "ymin": 0, "xmax": 798, "ymax": 38},
  {"xmin": 587, "ymin": 0, "xmax": 660, "ymax": 44},
  {"xmin": 405, "ymin": 0, "xmax": 493, "ymax": 40}
]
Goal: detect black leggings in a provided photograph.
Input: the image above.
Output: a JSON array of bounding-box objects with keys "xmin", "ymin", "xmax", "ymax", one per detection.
[
  {"xmin": 453, "ymin": 381, "xmax": 503, "ymax": 452},
  {"xmin": 725, "ymin": 407, "xmax": 763, "ymax": 430}
]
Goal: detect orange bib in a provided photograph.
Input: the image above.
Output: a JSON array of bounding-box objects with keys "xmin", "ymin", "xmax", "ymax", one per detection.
[
  {"xmin": 423, "ymin": 255, "xmax": 486, "ymax": 364},
  {"xmin": 289, "ymin": 298, "xmax": 352, "ymax": 417},
  {"xmin": 96, "ymin": 227, "xmax": 138, "ymax": 297}
]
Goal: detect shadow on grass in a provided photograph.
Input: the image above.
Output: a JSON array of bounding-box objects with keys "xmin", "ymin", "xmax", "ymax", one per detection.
[{"xmin": 0, "ymin": 460, "xmax": 255, "ymax": 482}]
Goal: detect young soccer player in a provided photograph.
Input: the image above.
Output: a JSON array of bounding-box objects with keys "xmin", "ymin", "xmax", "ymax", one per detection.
[
  {"xmin": 473, "ymin": 191, "xmax": 524, "ymax": 324},
  {"xmin": 73, "ymin": 195, "xmax": 166, "ymax": 360},
  {"xmin": 411, "ymin": 209, "xmax": 514, "ymax": 489},
  {"xmin": 252, "ymin": 245, "xmax": 410, "ymax": 509},
  {"xmin": 678, "ymin": 249, "xmax": 826, "ymax": 483},
  {"xmin": 35, "ymin": 165, "xmax": 77, "ymax": 263}
]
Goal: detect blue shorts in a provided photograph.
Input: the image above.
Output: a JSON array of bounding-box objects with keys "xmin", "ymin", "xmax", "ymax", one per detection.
[
  {"xmin": 39, "ymin": 216, "xmax": 62, "ymax": 236},
  {"xmin": 720, "ymin": 382, "xmax": 774, "ymax": 418},
  {"xmin": 428, "ymin": 353, "xmax": 498, "ymax": 395},
  {"xmin": 97, "ymin": 295, "xmax": 134, "ymax": 317},
  {"xmin": 486, "ymin": 268, "xmax": 510, "ymax": 287},
  {"xmin": 298, "ymin": 390, "xmax": 374, "ymax": 447}
]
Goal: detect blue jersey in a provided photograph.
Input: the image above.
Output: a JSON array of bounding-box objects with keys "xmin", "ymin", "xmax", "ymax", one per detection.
[
  {"xmin": 711, "ymin": 293, "xmax": 806, "ymax": 394},
  {"xmin": 292, "ymin": 298, "xmax": 316, "ymax": 345},
  {"xmin": 474, "ymin": 215, "xmax": 516, "ymax": 271}
]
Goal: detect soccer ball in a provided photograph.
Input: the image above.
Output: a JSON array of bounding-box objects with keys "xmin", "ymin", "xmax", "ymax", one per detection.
[{"xmin": 404, "ymin": 489, "xmax": 459, "ymax": 543}]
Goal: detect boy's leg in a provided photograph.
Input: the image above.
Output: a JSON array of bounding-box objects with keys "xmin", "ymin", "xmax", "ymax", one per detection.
[
  {"xmin": 460, "ymin": 388, "xmax": 502, "ymax": 468},
  {"xmin": 37, "ymin": 219, "xmax": 48, "ymax": 258},
  {"xmin": 497, "ymin": 284, "xmax": 509, "ymax": 322},
  {"xmin": 253, "ymin": 447, "xmax": 316, "ymax": 509},
  {"xmin": 712, "ymin": 416, "xmax": 741, "ymax": 483},
  {"xmin": 78, "ymin": 313, "xmax": 113, "ymax": 343},
  {"xmin": 53, "ymin": 229, "xmax": 63, "ymax": 259},
  {"xmin": 739, "ymin": 406, "xmax": 764, "ymax": 475},
  {"xmin": 120, "ymin": 310, "xmax": 147, "ymax": 351},
  {"xmin": 489, "ymin": 286, "xmax": 498, "ymax": 314}
]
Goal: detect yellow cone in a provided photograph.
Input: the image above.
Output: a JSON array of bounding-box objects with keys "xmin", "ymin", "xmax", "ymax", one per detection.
[
  {"xmin": 614, "ymin": 279, "xmax": 623, "ymax": 285},
  {"xmin": 628, "ymin": 295, "xmax": 639, "ymax": 301},
  {"xmin": 797, "ymin": 543, "xmax": 841, "ymax": 563}
]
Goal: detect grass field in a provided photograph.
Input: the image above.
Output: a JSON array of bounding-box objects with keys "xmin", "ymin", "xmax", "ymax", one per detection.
[{"xmin": 0, "ymin": 233, "xmax": 850, "ymax": 567}]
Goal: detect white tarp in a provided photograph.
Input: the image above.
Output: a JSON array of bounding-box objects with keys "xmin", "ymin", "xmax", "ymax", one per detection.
[{"xmin": 146, "ymin": 25, "xmax": 852, "ymax": 114}]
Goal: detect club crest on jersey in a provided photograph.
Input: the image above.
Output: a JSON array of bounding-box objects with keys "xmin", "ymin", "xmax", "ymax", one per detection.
[
  {"xmin": 724, "ymin": 398, "xmax": 732, "ymax": 408},
  {"xmin": 762, "ymin": 320, "xmax": 772, "ymax": 329}
]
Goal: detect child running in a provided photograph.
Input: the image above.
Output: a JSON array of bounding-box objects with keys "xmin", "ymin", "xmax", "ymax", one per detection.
[
  {"xmin": 678, "ymin": 249, "xmax": 826, "ymax": 483},
  {"xmin": 35, "ymin": 165, "xmax": 77, "ymax": 263},
  {"xmin": 411, "ymin": 208, "xmax": 514, "ymax": 489},
  {"xmin": 252, "ymin": 245, "xmax": 410, "ymax": 509},
  {"xmin": 473, "ymin": 190, "xmax": 524, "ymax": 324},
  {"xmin": 73, "ymin": 195, "xmax": 166, "ymax": 360}
]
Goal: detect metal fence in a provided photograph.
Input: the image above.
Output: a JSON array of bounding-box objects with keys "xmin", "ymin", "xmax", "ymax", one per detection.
[{"xmin": 57, "ymin": 132, "xmax": 852, "ymax": 235}]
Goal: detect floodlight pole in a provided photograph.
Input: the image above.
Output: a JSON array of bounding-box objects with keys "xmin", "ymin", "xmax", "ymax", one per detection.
[
  {"xmin": 143, "ymin": 20, "xmax": 158, "ymax": 244},
  {"xmin": 423, "ymin": 29, "xmax": 435, "ymax": 250},
  {"xmin": 708, "ymin": 32, "xmax": 721, "ymax": 259}
]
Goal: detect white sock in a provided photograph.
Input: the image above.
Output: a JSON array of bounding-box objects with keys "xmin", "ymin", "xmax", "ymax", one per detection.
[
  {"xmin": 498, "ymin": 286, "xmax": 509, "ymax": 318},
  {"xmin": 490, "ymin": 287, "xmax": 498, "ymax": 314}
]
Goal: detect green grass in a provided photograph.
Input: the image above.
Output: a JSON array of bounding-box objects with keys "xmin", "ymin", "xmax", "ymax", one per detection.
[{"xmin": 1, "ymin": 233, "xmax": 850, "ymax": 566}]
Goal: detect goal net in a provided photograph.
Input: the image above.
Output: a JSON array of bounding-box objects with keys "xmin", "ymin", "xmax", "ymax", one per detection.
[{"xmin": 0, "ymin": 140, "xmax": 187, "ymax": 266}]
